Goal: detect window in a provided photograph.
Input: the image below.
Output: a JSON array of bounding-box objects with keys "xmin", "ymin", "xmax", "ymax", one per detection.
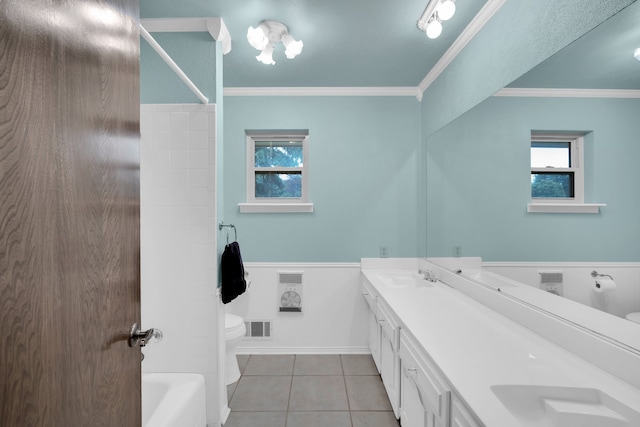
[
  {"xmin": 239, "ymin": 130, "xmax": 313, "ymax": 213},
  {"xmin": 530, "ymin": 135, "xmax": 583, "ymax": 202},
  {"xmin": 528, "ymin": 133, "xmax": 604, "ymax": 213}
]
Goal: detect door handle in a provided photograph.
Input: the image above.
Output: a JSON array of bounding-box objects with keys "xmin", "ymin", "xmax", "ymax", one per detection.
[{"xmin": 129, "ymin": 323, "xmax": 163, "ymax": 347}]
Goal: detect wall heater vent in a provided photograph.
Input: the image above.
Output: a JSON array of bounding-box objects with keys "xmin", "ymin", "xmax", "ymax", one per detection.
[
  {"xmin": 279, "ymin": 272, "xmax": 303, "ymax": 285},
  {"xmin": 538, "ymin": 270, "xmax": 564, "ymax": 296},
  {"xmin": 244, "ymin": 321, "xmax": 272, "ymax": 338},
  {"xmin": 278, "ymin": 271, "xmax": 304, "ymax": 313}
]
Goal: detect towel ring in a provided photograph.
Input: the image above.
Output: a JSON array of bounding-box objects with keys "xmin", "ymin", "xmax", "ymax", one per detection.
[{"xmin": 218, "ymin": 222, "xmax": 237, "ymax": 244}]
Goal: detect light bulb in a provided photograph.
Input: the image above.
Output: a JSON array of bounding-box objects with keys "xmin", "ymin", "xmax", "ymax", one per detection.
[
  {"xmin": 438, "ymin": 0, "xmax": 456, "ymax": 21},
  {"xmin": 635, "ymin": 48, "xmax": 640, "ymax": 61},
  {"xmin": 247, "ymin": 25, "xmax": 269, "ymax": 50},
  {"xmin": 256, "ymin": 43, "xmax": 275, "ymax": 65},
  {"xmin": 426, "ymin": 17, "xmax": 442, "ymax": 39}
]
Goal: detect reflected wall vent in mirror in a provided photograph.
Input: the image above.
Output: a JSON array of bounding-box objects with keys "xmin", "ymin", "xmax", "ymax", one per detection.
[{"xmin": 539, "ymin": 271, "xmax": 564, "ymax": 296}]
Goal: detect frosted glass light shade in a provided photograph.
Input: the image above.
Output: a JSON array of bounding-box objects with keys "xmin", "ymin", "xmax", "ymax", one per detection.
[
  {"xmin": 256, "ymin": 43, "xmax": 275, "ymax": 65},
  {"xmin": 635, "ymin": 48, "xmax": 640, "ymax": 61},
  {"xmin": 438, "ymin": 0, "xmax": 456, "ymax": 21},
  {"xmin": 282, "ymin": 34, "xmax": 303, "ymax": 59},
  {"xmin": 426, "ymin": 19, "xmax": 442, "ymax": 39},
  {"xmin": 247, "ymin": 26, "xmax": 269, "ymax": 50}
]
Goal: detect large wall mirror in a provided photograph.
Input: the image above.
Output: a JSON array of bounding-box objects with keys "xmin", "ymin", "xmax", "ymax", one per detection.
[{"xmin": 425, "ymin": 2, "xmax": 640, "ymax": 351}]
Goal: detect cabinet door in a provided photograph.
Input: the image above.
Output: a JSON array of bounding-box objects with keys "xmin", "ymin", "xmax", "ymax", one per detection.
[
  {"xmin": 400, "ymin": 365, "xmax": 427, "ymax": 427},
  {"xmin": 362, "ymin": 281, "xmax": 381, "ymax": 371},
  {"xmin": 378, "ymin": 303, "xmax": 400, "ymax": 417},
  {"xmin": 451, "ymin": 395, "xmax": 482, "ymax": 427},
  {"xmin": 368, "ymin": 309, "xmax": 381, "ymax": 372}
]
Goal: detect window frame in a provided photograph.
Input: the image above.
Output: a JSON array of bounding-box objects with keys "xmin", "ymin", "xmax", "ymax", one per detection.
[
  {"xmin": 239, "ymin": 130, "xmax": 313, "ymax": 213},
  {"xmin": 530, "ymin": 134, "xmax": 584, "ymax": 204},
  {"xmin": 527, "ymin": 132, "xmax": 605, "ymax": 214}
]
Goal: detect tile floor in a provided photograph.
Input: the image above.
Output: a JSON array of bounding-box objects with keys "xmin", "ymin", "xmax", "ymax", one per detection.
[{"xmin": 225, "ymin": 354, "xmax": 400, "ymax": 427}]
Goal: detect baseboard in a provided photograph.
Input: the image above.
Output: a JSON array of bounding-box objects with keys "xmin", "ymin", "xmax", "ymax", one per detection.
[{"xmin": 236, "ymin": 346, "xmax": 370, "ymax": 355}]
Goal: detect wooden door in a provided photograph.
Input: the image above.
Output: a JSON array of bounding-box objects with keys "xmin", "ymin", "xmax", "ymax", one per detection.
[{"xmin": 0, "ymin": 1, "xmax": 141, "ymax": 426}]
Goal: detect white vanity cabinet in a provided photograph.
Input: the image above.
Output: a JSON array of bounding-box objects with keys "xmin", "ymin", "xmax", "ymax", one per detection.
[
  {"xmin": 399, "ymin": 330, "xmax": 450, "ymax": 427},
  {"xmin": 361, "ymin": 278, "xmax": 381, "ymax": 372},
  {"xmin": 377, "ymin": 298, "xmax": 401, "ymax": 417},
  {"xmin": 450, "ymin": 394, "xmax": 482, "ymax": 427}
]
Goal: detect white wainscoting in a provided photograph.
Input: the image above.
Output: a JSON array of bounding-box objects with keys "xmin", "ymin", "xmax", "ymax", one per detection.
[
  {"xmin": 225, "ymin": 262, "xmax": 370, "ymax": 354},
  {"xmin": 484, "ymin": 262, "xmax": 640, "ymax": 318}
]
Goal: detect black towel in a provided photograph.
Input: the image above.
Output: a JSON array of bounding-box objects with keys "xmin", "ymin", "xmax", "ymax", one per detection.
[{"xmin": 221, "ymin": 241, "xmax": 247, "ymax": 304}]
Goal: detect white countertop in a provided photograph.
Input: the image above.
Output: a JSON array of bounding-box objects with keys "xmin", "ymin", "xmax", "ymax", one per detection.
[{"xmin": 361, "ymin": 267, "xmax": 640, "ymax": 426}]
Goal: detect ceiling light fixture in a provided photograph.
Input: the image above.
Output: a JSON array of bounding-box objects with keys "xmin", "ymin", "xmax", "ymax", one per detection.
[
  {"xmin": 635, "ymin": 48, "xmax": 640, "ymax": 62},
  {"xmin": 426, "ymin": 14, "xmax": 443, "ymax": 39},
  {"xmin": 247, "ymin": 20, "xmax": 303, "ymax": 65},
  {"xmin": 417, "ymin": 0, "xmax": 457, "ymax": 39}
]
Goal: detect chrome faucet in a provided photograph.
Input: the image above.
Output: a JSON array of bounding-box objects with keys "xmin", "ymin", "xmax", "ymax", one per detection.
[{"xmin": 418, "ymin": 269, "xmax": 437, "ymax": 282}]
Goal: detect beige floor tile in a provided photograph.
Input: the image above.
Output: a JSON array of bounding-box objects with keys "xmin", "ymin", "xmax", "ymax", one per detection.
[
  {"xmin": 341, "ymin": 354, "xmax": 379, "ymax": 375},
  {"xmin": 242, "ymin": 355, "xmax": 295, "ymax": 376},
  {"xmin": 286, "ymin": 411, "xmax": 352, "ymax": 427},
  {"xmin": 351, "ymin": 411, "xmax": 400, "ymax": 427},
  {"xmin": 224, "ymin": 411, "xmax": 286, "ymax": 427},
  {"xmin": 289, "ymin": 375, "xmax": 349, "ymax": 411},
  {"xmin": 345, "ymin": 376, "xmax": 393, "ymax": 411},
  {"xmin": 229, "ymin": 375, "xmax": 291, "ymax": 411},
  {"xmin": 293, "ymin": 354, "xmax": 343, "ymax": 375}
]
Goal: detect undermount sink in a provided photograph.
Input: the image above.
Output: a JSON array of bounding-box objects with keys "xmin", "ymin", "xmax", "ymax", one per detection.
[
  {"xmin": 374, "ymin": 271, "xmax": 433, "ymax": 289},
  {"xmin": 491, "ymin": 385, "xmax": 640, "ymax": 427}
]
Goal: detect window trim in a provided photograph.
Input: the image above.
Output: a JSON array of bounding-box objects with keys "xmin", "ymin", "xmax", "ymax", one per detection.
[
  {"xmin": 240, "ymin": 130, "xmax": 313, "ymax": 213},
  {"xmin": 530, "ymin": 134, "xmax": 584, "ymax": 203},
  {"xmin": 527, "ymin": 133, "xmax": 605, "ymax": 214}
]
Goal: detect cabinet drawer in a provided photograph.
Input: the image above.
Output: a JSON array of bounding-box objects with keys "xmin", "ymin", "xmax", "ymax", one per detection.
[{"xmin": 400, "ymin": 331, "xmax": 450, "ymax": 421}]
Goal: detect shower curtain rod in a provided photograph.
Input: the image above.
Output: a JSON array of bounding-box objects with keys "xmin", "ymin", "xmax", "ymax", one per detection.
[{"xmin": 139, "ymin": 24, "xmax": 209, "ymax": 104}]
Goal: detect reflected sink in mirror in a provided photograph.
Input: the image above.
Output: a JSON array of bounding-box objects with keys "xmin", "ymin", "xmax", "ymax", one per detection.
[
  {"xmin": 374, "ymin": 271, "xmax": 433, "ymax": 289},
  {"xmin": 491, "ymin": 385, "xmax": 640, "ymax": 427}
]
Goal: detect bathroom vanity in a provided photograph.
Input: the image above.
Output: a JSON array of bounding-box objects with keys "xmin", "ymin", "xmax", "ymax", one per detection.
[{"xmin": 361, "ymin": 258, "xmax": 640, "ymax": 427}]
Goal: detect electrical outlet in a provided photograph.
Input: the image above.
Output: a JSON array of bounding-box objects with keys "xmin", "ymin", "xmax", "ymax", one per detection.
[
  {"xmin": 380, "ymin": 246, "xmax": 388, "ymax": 258},
  {"xmin": 453, "ymin": 245, "xmax": 462, "ymax": 257}
]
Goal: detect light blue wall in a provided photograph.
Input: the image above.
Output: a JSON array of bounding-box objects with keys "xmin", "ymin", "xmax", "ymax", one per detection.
[
  {"xmin": 139, "ymin": 0, "xmax": 219, "ymax": 104},
  {"xmin": 420, "ymin": 0, "xmax": 635, "ymax": 137},
  {"xmin": 140, "ymin": 32, "xmax": 217, "ymax": 104},
  {"xmin": 224, "ymin": 96, "xmax": 421, "ymax": 262},
  {"xmin": 426, "ymin": 96, "xmax": 640, "ymax": 262}
]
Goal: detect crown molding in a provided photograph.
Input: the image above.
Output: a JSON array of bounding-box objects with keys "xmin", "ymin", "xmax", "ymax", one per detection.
[
  {"xmin": 494, "ymin": 88, "xmax": 640, "ymax": 98},
  {"xmin": 140, "ymin": 17, "xmax": 231, "ymax": 54},
  {"xmin": 417, "ymin": 0, "xmax": 508, "ymax": 97},
  {"xmin": 224, "ymin": 86, "xmax": 421, "ymax": 98}
]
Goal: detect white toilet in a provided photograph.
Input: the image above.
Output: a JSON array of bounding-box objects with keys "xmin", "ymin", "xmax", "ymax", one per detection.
[
  {"xmin": 224, "ymin": 313, "xmax": 246, "ymax": 385},
  {"xmin": 626, "ymin": 312, "xmax": 640, "ymax": 324}
]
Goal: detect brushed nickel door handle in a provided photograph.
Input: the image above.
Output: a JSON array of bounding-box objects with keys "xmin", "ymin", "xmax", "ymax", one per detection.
[{"xmin": 129, "ymin": 323, "xmax": 163, "ymax": 348}]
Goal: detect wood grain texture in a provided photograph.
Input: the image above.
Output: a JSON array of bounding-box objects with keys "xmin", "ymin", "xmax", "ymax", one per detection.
[{"xmin": 0, "ymin": 1, "xmax": 141, "ymax": 426}]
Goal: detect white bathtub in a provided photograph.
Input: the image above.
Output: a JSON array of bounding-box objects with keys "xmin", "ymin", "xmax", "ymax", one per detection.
[{"xmin": 142, "ymin": 373, "xmax": 206, "ymax": 427}]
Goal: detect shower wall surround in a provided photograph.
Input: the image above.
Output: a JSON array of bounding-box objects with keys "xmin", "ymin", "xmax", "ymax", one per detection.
[{"xmin": 140, "ymin": 104, "xmax": 219, "ymax": 425}]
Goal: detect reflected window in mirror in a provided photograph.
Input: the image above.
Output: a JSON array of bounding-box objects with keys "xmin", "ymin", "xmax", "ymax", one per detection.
[{"xmin": 530, "ymin": 134, "xmax": 584, "ymax": 203}]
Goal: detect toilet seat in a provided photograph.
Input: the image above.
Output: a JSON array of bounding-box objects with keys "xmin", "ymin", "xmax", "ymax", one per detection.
[
  {"xmin": 225, "ymin": 313, "xmax": 246, "ymax": 340},
  {"xmin": 626, "ymin": 312, "xmax": 640, "ymax": 324}
]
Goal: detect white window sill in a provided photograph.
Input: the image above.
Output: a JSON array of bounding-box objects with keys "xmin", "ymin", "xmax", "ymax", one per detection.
[
  {"xmin": 239, "ymin": 202, "xmax": 314, "ymax": 213},
  {"xmin": 527, "ymin": 203, "xmax": 606, "ymax": 214}
]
